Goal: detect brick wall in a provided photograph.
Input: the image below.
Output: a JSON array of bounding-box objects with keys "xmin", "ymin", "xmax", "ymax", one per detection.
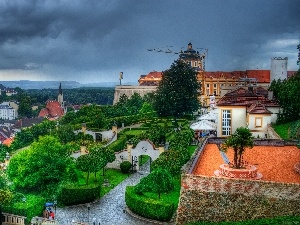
[{"xmin": 176, "ymin": 174, "xmax": 300, "ymax": 224}]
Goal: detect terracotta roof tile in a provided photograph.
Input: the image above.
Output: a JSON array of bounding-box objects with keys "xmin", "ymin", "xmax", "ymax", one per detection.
[
  {"xmin": 247, "ymin": 103, "xmax": 272, "ymax": 114},
  {"xmin": 217, "ymin": 87, "xmax": 279, "ymax": 107},
  {"xmin": 246, "ymin": 70, "xmax": 270, "ymax": 83},
  {"xmin": 38, "ymin": 100, "xmax": 64, "ymax": 119}
]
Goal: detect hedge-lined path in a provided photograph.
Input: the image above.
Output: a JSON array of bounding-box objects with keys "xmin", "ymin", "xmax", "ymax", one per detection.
[{"xmin": 55, "ymin": 161, "xmax": 158, "ymax": 225}]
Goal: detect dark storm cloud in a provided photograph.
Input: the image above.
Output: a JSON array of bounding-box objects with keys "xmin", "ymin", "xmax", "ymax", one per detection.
[{"xmin": 0, "ymin": 0, "xmax": 299, "ymax": 83}]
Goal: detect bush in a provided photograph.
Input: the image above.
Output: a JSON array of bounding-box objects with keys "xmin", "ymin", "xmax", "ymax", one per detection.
[
  {"xmin": 59, "ymin": 183, "xmax": 100, "ymax": 205},
  {"xmin": 120, "ymin": 161, "xmax": 132, "ymax": 174},
  {"xmin": 125, "ymin": 186, "xmax": 174, "ymax": 222},
  {"xmin": 108, "ymin": 134, "xmax": 127, "ymax": 152},
  {"xmin": 134, "ymin": 169, "xmax": 174, "ymax": 199}
]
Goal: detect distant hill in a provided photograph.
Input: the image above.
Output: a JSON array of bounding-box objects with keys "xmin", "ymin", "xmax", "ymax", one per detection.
[{"xmin": 0, "ymin": 80, "xmax": 137, "ymax": 89}]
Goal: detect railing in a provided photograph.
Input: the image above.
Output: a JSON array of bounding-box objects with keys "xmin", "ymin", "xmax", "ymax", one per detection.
[
  {"xmin": 30, "ymin": 217, "xmax": 55, "ymax": 225},
  {"xmin": 2, "ymin": 213, "xmax": 26, "ymax": 225}
]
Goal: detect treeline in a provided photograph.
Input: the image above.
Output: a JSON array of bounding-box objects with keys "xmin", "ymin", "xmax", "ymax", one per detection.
[{"xmin": 25, "ymin": 87, "xmax": 115, "ymax": 105}]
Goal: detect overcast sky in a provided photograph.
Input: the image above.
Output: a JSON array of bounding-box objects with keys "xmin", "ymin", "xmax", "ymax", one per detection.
[{"xmin": 0, "ymin": 0, "xmax": 299, "ymax": 84}]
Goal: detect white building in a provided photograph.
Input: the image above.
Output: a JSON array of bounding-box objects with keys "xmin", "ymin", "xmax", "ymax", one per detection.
[{"xmin": 0, "ymin": 102, "xmax": 16, "ymax": 120}]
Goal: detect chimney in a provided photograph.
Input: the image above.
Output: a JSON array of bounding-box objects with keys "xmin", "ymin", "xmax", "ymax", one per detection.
[{"xmin": 268, "ymin": 91, "xmax": 273, "ymax": 100}]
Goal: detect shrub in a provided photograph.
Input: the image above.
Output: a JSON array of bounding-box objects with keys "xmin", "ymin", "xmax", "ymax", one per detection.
[
  {"xmin": 59, "ymin": 183, "xmax": 100, "ymax": 205},
  {"xmin": 120, "ymin": 161, "xmax": 132, "ymax": 174},
  {"xmin": 125, "ymin": 186, "xmax": 174, "ymax": 221},
  {"xmin": 134, "ymin": 169, "xmax": 174, "ymax": 199}
]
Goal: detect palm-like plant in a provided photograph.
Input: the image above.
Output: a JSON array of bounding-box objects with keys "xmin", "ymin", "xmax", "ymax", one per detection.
[{"xmin": 221, "ymin": 127, "xmax": 254, "ymax": 169}]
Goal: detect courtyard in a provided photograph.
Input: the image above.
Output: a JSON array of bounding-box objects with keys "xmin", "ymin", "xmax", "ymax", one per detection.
[{"xmin": 193, "ymin": 144, "xmax": 300, "ymax": 183}]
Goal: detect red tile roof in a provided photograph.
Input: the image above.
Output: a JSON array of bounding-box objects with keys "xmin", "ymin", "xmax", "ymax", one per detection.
[
  {"xmin": 217, "ymin": 87, "xmax": 279, "ymax": 107},
  {"xmin": 2, "ymin": 137, "xmax": 13, "ymax": 146},
  {"xmin": 247, "ymin": 103, "xmax": 272, "ymax": 114},
  {"xmin": 246, "ymin": 70, "xmax": 270, "ymax": 83},
  {"xmin": 287, "ymin": 71, "xmax": 297, "ymax": 79},
  {"xmin": 139, "ymin": 71, "xmax": 163, "ymax": 86},
  {"xmin": 38, "ymin": 100, "xmax": 64, "ymax": 119}
]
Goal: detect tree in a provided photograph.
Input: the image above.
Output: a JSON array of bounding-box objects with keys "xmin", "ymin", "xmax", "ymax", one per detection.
[
  {"xmin": 89, "ymin": 145, "xmax": 116, "ymax": 176},
  {"xmin": 7, "ymin": 135, "xmax": 72, "ymax": 191},
  {"xmin": 75, "ymin": 154, "xmax": 95, "ymax": 185},
  {"xmin": 153, "ymin": 59, "xmax": 200, "ymax": 117},
  {"xmin": 56, "ymin": 124, "xmax": 76, "ymax": 144},
  {"xmin": 134, "ymin": 168, "xmax": 174, "ymax": 199},
  {"xmin": 221, "ymin": 127, "xmax": 254, "ymax": 169},
  {"xmin": 269, "ymin": 70, "xmax": 300, "ymax": 124}
]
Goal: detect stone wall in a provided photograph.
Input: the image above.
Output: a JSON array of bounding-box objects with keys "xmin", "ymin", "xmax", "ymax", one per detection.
[
  {"xmin": 176, "ymin": 138, "xmax": 300, "ymax": 224},
  {"xmin": 207, "ymin": 137, "xmax": 298, "ymax": 146},
  {"xmin": 176, "ymin": 174, "xmax": 300, "ymax": 224},
  {"xmin": 113, "ymin": 85, "xmax": 157, "ymax": 104}
]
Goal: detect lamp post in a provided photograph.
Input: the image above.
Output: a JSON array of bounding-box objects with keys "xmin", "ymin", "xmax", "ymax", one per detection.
[
  {"xmin": 87, "ymin": 203, "xmax": 90, "ymax": 222},
  {"xmin": 53, "ymin": 200, "xmax": 57, "ymax": 219},
  {"xmin": 22, "ymin": 197, "xmax": 26, "ymax": 217}
]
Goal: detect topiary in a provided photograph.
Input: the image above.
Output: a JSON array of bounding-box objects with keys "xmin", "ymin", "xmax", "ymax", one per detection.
[{"xmin": 120, "ymin": 161, "xmax": 132, "ymax": 173}]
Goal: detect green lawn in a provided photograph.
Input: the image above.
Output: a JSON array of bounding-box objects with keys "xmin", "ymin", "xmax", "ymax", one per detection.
[
  {"xmin": 138, "ymin": 176, "xmax": 182, "ymax": 207},
  {"xmin": 75, "ymin": 167, "xmax": 129, "ymax": 197},
  {"xmin": 273, "ymin": 122, "xmax": 292, "ymax": 139}
]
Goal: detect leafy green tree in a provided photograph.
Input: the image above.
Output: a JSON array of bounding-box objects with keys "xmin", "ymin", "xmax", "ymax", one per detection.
[
  {"xmin": 75, "ymin": 154, "xmax": 94, "ymax": 185},
  {"xmin": 269, "ymin": 70, "xmax": 300, "ymax": 124},
  {"xmin": 56, "ymin": 124, "xmax": 76, "ymax": 144},
  {"xmin": 153, "ymin": 59, "xmax": 200, "ymax": 117},
  {"xmin": 221, "ymin": 127, "xmax": 254, "ymax": 169},
  {"xmin": 9, "ymin": 128, "xmax": 34, "ymax": 150},
  {"xmin": 139, "ymin": 102, "xmax": 155, "ymax": 116},
  {"xmin": 134, "ymin": 168, "xmax": 174, "ymax": 199},
  {"xmin": 89, "ymin": 145, "xmax": 116, "ymax": 176},
  {"xmin": 31, "ymin": 120, "xmax": 56, "ymax": 140},
  {"xmin": 151, "ymin": 150, "xmax": 183, "ymax": 176},
  {"xmin": 16, "ymin": 91, "xmax": 34, "ymax": 118},
  {"xmin": 7, "ymin": 135, "xmax": 72, "ymax": 191},
  {"xmin": 0, "ymin": 189, "xmax": 13, "ymax": 205},
  {"xmin": 126, "ymin": 93, "xmax": 144, "ymax": 115},
  {"xmin": 146, "ymin": 124, "xmax": 166, "ymax": 146}
]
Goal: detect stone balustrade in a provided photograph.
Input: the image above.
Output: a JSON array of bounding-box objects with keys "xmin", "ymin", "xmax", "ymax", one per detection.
[{"xmin": 2, "ymin": 213, "xmax": 26, "ymax": 225}]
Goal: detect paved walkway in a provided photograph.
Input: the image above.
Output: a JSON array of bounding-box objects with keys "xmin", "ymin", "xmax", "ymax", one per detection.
[{"xmin": 55, "ymin": 162, "xmax": 158, "ymax": 225}]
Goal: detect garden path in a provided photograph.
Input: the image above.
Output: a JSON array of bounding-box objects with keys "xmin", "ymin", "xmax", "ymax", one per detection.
[{"xmin": 54, "ymin": 161, "xmax": 159, "ymax": 225}]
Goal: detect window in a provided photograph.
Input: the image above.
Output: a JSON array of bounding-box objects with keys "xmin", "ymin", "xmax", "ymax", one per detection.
[
  {"xmin": 222, "ymin": 110, "xmax": 231, "ymax": 136},
  {"xmin": 213, "ymin": 83, "xmax": 217, "ymax": 88},
  {"xmin": 194, "ymin": 61, "xmax": 197, "ymax": 67},
  {"xmin": 206, "ymin": 84, "xmax": 210, "ymax": 88},
  {"xmin": 255, "ymin": 117, "xmax": 262, "ymax": 127}
]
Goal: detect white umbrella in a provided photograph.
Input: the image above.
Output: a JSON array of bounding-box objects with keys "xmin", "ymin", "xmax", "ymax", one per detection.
[
  {"xmin": 209, "ymin": 108, "xmax": 219, "ymax": 114},
  {"xmin": 190, "ymin": 120, "xmax": 216, "ymax": 131},
  {"xmin": 197, "ymin": 112, "xmax": 217, "ymax": 121}
]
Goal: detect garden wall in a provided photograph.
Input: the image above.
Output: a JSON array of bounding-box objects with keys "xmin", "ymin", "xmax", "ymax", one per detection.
[
  {"xmin": 176, "ymin": 138, "xmax": 300, "ymax": 224},
  {"xmin": 176, "ymin": 174, "xmax": 300, "ymax": 224},
  {"xmin": 207, "ymin": 137, "xmax": 299, "ymax": 146}
]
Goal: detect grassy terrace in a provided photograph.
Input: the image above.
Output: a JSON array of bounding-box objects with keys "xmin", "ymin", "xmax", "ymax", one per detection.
[{"xmin": 273, "ymin": 122, "xmax": 292, "ymax": 139}]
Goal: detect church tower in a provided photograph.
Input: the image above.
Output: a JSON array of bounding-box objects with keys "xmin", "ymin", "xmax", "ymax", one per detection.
[
  {"xmin": 57, "ymin": 83, "xmax": 65, "ymax": 110},
  {"xmin": 179, "ymin": 42, "xmax": 206, "ymax": 71}
]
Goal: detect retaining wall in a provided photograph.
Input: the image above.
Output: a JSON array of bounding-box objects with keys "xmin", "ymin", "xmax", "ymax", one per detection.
[
  {"xmin": 176, "ymin": 175, "xmax": 300, "ymax": 224},
  {"xmin": 176, "ymin": 138, "xmax": 300, "ymax": 224}
]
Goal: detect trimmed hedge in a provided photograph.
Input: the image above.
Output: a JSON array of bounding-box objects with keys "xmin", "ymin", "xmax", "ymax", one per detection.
[
  {"xmin": 125, "ymin": 186, "xmax": 174, "ymax": 222},
  {"xmin": 59, "ymin": 184, "xmax": 100, "ymax": 206},
  {"xmin": 108, "ymin": 134, "xmax": 127, "ymax": 152}
]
